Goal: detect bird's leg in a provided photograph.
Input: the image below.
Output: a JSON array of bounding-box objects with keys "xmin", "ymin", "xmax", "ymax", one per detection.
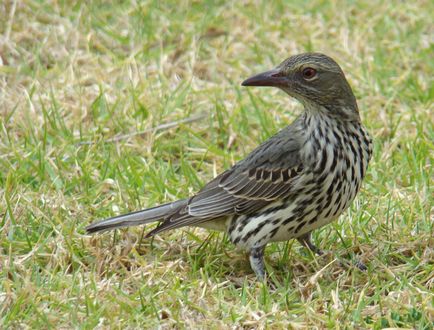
[
  {"xmin": 298, "ymin": 233, "xmax": 367, "ymax": 271},
  {"xmin": 249, "ymin": 246, "xmax": 266, "ymax": 280},
  {"xmin": 297, "ymin": 232, "xmax": 324, "ymax": 256},
  {"xmin": 354, "ymin": 260, "xmax": 367, "ymax": 271}
]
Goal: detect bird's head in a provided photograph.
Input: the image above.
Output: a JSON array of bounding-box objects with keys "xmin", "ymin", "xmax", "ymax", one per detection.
[{"xmin": 242, "ymin": 53, "xmax": 359, "ymax": 121}]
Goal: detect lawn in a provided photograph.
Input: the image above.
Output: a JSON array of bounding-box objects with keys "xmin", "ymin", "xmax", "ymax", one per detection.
[{"xmin": 0, "ymin": 0, "xmax": 433, "ymax": 328}]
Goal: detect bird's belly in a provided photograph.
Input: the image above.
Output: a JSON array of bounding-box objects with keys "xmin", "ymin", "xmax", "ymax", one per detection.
[{"xmin": 227, "ymin": 163, "xmax": 363, "ymax": 250}]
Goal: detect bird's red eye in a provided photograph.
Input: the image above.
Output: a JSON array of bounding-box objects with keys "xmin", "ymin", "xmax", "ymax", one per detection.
[{"xmin": 302, "ymin": 67, "xmax": 317, "ymax": 80}]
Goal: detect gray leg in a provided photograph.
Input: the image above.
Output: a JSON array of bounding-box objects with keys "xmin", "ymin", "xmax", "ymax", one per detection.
[
  {"xmin": 299, "ymin": 233, "xmax": 367, "ymax": 271},
  {"xmin": 249, "ymin": 246, "xmax": 266, "ymax": 280},
  {"xmin": 354, "ymin": 260, "xmax": 367, "ymax": 271},
  {"xmin": 297, "ymin": 232, "xmax": 324, "ymax": 256}
]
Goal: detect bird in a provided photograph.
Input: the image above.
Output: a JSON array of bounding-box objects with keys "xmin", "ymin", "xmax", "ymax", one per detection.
[{"xmin": 86, "ymin": 53, "xmax": 373, "ymax": 280}]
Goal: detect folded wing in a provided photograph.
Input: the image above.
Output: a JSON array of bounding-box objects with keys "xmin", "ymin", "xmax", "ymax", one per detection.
[{"xmin": 147, "ymin": 123, "xmax": 305, "ymax": 236}]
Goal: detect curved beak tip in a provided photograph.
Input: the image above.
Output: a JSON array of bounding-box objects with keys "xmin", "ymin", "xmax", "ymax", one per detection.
[{"xmin": 241, "ymin": 80, "xmax": 253, "ymax": 87}]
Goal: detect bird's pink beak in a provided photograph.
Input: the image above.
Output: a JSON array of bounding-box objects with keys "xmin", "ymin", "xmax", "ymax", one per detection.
[{"xmin": 241, "ymin": 68, "xmax": 289, "ymax": 88}]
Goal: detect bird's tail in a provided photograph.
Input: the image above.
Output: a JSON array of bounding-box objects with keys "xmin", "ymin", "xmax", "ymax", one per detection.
[{"xmin": 85, "ymin": 198, "xmax": 188, "ymax": 234}]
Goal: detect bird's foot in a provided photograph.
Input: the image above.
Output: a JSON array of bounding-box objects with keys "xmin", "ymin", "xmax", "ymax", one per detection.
[
  {"xmin": 338, "ymin": 255, "xmax": 367, "ymax": 271},
  {"xmin": 298, "ymin": 233, "xmax": 367, "ymax": 271},
  {"xmin": 352, "ymin": 259, "xmax": 367, "ymax": 271},
  {"xmin": 248, "ymin": 246, "xmax": 280, "ymax": 289},
  {"xmin": 297, "ymin": 233, "xmax": 324, "ymax": 256}
]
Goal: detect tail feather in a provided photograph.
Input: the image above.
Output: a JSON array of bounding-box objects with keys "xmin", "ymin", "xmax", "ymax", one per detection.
[{"xmin": 85, "ymin": 199, "xmax": 188, "ymax": 234}]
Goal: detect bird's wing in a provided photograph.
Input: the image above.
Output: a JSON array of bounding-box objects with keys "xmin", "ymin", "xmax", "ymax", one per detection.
[
  {"xmin": 188, "ymin": 163, "xmax": 304, "ymax": 216},
  {"xmin": 146, "ymin": 123, "xmax": 305, "ymax": 236}
]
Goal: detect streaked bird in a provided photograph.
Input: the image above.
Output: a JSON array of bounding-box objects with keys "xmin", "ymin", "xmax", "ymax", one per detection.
[{"xmin": 86, "ymin": 53, "xmax": 372, "ymax": 279}]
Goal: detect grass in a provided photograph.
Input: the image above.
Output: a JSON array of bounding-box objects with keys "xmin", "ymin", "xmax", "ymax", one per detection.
[{"xmin": 1, "ymin": 0, "xmax": 433, "ymax": 328}]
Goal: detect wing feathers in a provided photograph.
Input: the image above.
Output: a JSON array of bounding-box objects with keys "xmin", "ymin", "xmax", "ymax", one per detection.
[{"xmin": 145, "ymin": 123, "xmax": 304, "ymax": 235}]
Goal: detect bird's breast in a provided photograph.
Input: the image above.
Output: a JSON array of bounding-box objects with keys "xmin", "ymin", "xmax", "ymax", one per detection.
[{"xmin": 226, "ymin": 118, "xmax": 372, "ymax": 250}]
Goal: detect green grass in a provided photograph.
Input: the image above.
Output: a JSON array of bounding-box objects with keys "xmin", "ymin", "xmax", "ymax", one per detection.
[{"xmin": 1, "ymin": 0, "xmax": 433, "ymax": 328}]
